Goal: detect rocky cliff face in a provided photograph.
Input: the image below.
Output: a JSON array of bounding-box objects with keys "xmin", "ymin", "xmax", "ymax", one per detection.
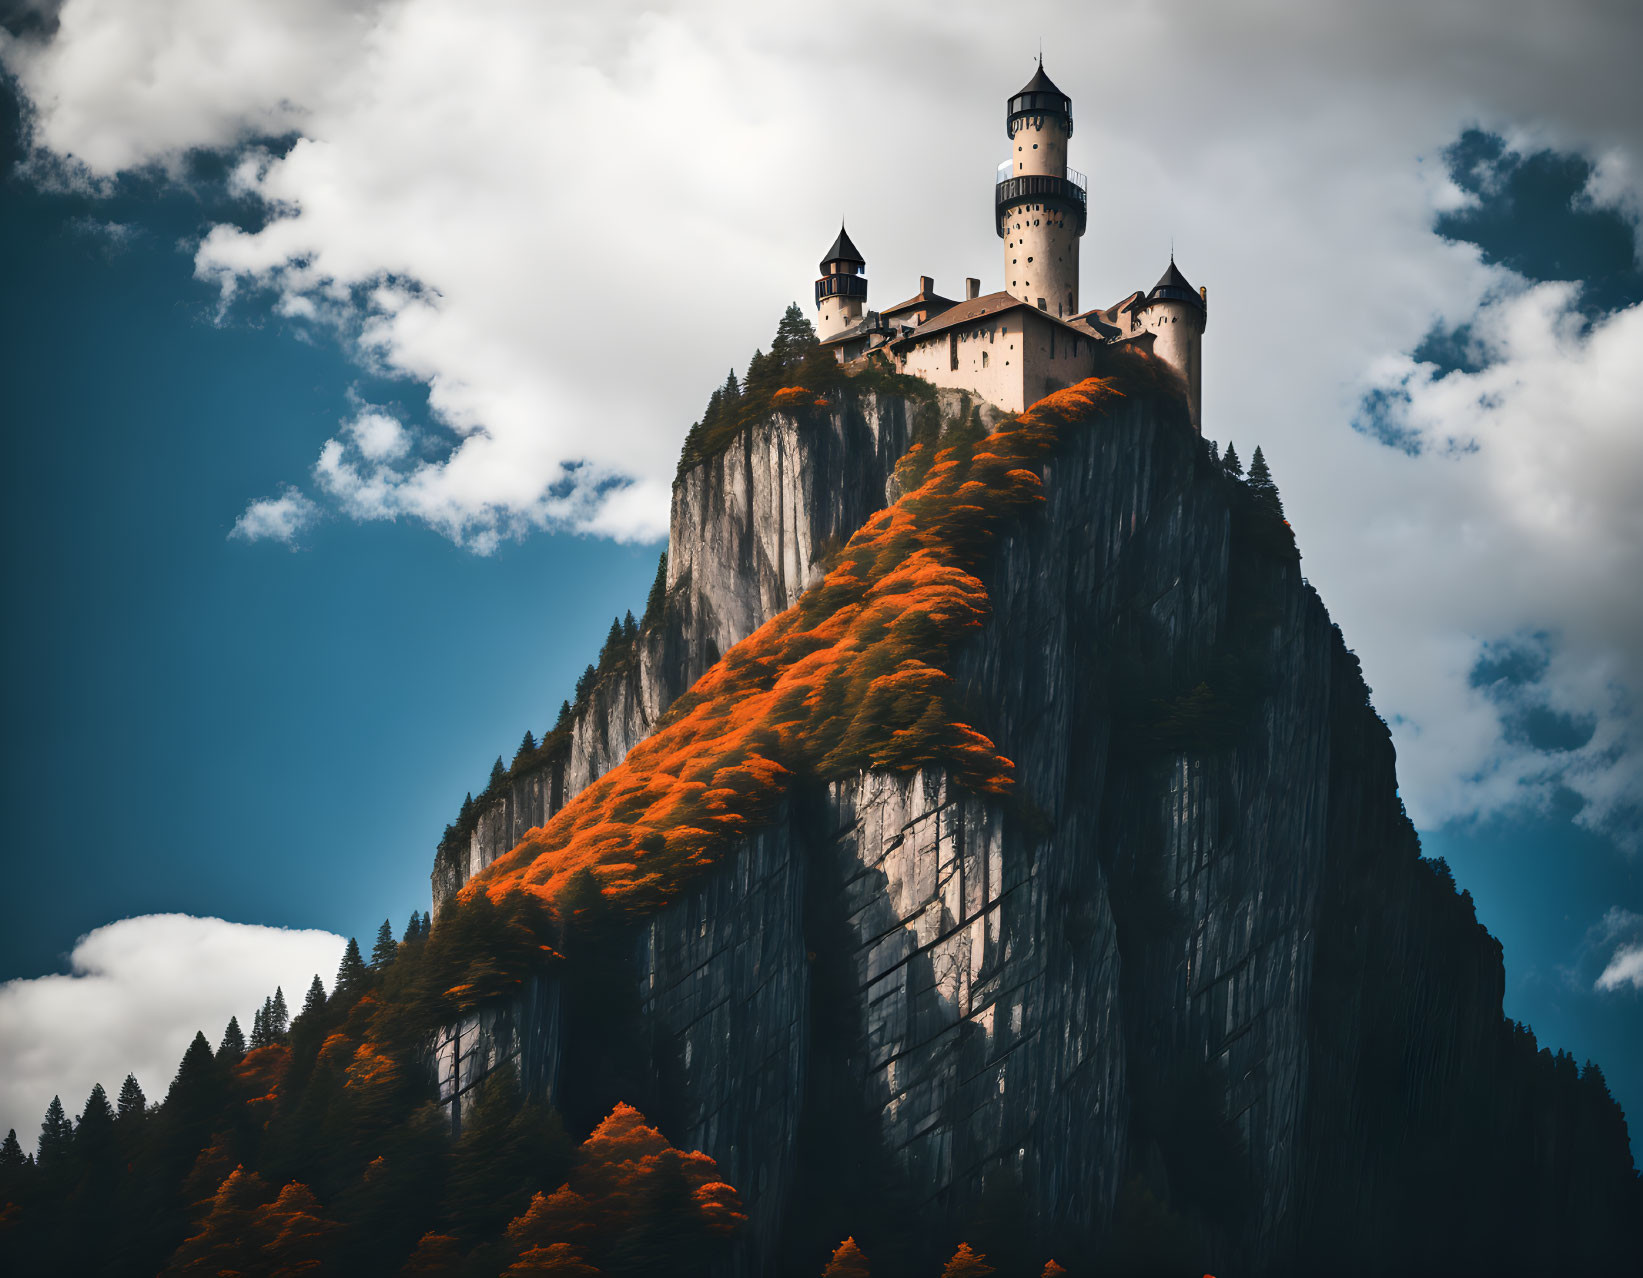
[{"xmin": 431, "ymin": 378, "xmax": 1640, "ymax": 1276}]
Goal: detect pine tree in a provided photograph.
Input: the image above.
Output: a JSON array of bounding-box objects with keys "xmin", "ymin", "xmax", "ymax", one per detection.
[
  {"xmin": 371, "ymin": 918, "xmax": 397, "ymax": 969},
  {"xmin": 622, "ymin": 609, "xmax": 638, "ymax": 644},
  {"xmin": 574, "ymin": 664, "xmax": 598, "ymax": 704},
  {"xmin": 217, "ymin": 1016, "xmax": 247, "ymax": 1062},
  {"xmin": 640, "ymin": 553, "xmax": 668, "ymax": 631},
  {"xmin": 0, "ymin": 1128, "xmax": 24, "ymax": 1171},
  {"xmin": 38, "ymin": 1095, "xmax": 73, "ymax": 1166},
  {"xmin": 335, "ymin": 938, "xmax": 369, "ymax": 996},
  {"xmin": 599, "ymin": 617, "xmax": 625, "ymax": 669},
  {"xmin": 940, "ymin": 1242, "xmax": 996, "ymax": 1278},
  {"xmin": 116, "ymin": 1074, "xmax": 146, "ymax": 1120},
  {"xmin": 405, "ymin": 910, "xmax": 424, "ymax": 946},
  {"xmin": 250, "ymin": 1004, "xmax": 269, "ymax": 1050},
  {"xmin": 270, "ymin": 986, "xmax": 290, "ymax": 1038},
  {"xmin": 1246, "ymin": 445, "xmax": 1285, "ymax": 520},
  {"xmin": 76, "ymin": 1083, "xmax": 115, "ymax": 1138},
  {"xmin": 301, "ymin": 974, "xmax": 327, "ymax": 1019},
  {"xmin": 459, "ymin": 792, "xmax": 475, "ymax": 826},
  {"xmin": 513, "ymin": 730, "xmax": 537, "ymax": 768},
  {"xmin": 554, "ymin": 699, "xmax": 573, "ymax": 732},
  {"xmin": 488, "ymin": 756, "xmax": 507, "ymax": 793},
  {"xmin": 822, "ymin": 1236, "xmax": 871, "ymax": 1277},
  {"xmin": 1222, "ymin": 440, "xmax": 1243, "ymax": 476},
  {"xmin": 771, "ymin": 302, "xmax": 818, "ymax": 370}
]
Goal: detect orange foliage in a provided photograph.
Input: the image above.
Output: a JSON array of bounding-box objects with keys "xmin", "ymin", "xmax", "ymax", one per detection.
[
  {"xmin": 400, "ymin": 1232, "xmax": 463, "ymax": 1276},
  {"xmin": 940, "ymin": 1241, "xmax": 997, "ymax": 1278},
  {"xmin": 771, "ymin": 385, "xmax": 813, "ymax": 411},
  {"xmin": 235, "ymin": 1043, "xmax": 292, "ymax": 1113},
  {"xmin": 1041, "ymin": 1263, "xmax": 1068, "ymax": 1278},
  {"xmin": 163, "ymin": 1167, "xmax": 340, "ymax": 1276},
  {"xmin": 502, "ymin": 1102, "xmax": 745, "ymax": 1271},
  {"xmin": 465, "ymin": 379, "xmax": 1122, "ymax": 918},
  {"xmin": 822, "ymin": 1234, "xmax": 872, "ymax": 1277}
]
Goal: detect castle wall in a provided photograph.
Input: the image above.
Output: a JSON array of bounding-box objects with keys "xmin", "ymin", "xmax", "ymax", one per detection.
[
  {"xmin": 1143, "ymin": 301, "xmax": 1204, "ymax": 431},
  {"xmin": 896, "ymin": 309, "xmax": 1096, "ymax": 413}
]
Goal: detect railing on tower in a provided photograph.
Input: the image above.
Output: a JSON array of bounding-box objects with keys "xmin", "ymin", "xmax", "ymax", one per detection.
[
  {"xmin": 815, "ymin": 273, "xmax": 869, "ymax": 306},
  {"xmin": 994, "ymin": 162, "xmax": 1088, "ymax": 237}
]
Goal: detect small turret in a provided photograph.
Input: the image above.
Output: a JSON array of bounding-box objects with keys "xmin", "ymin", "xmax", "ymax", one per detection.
[
  {"xmin": 1133, "ymin": 255, "xmax": 1207, "ymax": 431},
  {"xmin": 815, "ymin": 224, "xmax": 868, "ymax": 340}
]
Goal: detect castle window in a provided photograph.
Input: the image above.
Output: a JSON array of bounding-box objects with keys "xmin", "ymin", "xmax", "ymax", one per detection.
[
  {"xmin": 1028, "ymin": 256, "xmax": 1034, "ymax": 263},
  {"xmin": 982, "ymin": 351, "xmax": 989, "ymax": 368}
]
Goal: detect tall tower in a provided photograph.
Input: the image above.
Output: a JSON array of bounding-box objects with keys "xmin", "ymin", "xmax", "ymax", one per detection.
[
  {"xmin": 815, "ymin": 225, "xmax": 867, "ymax": 339},
  {"xmin": 1134, "ymin": 255, "xmax": 1208, "ymax": 431},
  {"xmin": 997, "ymin": 61, "xmax": 1086, "ymax": 317}
]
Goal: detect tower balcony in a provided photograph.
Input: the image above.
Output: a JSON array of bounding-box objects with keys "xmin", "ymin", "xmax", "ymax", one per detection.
[
  {"xmin": 815, "ymin": 272, "xmax": 869, "ymax": 306},
  {"xmin": 994, "ymin": 163, "xmax": 1088, "ymax": 237}
]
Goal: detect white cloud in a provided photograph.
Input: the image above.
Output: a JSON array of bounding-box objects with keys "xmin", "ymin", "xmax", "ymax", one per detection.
[
  {"xmin": 0, "ymin": 914, "xmax": 345, "ymax": 1145},
  {"xmin": 229, "ymin": 485, "xmax": 319, "ymax": 543},
  {"xmin": 5, "ymin": 1, "xmax": 1643, "ymax": 828},
  {"xmin": 1589, "ymin": 908, "xmax": 1643, "ymax": 992}
]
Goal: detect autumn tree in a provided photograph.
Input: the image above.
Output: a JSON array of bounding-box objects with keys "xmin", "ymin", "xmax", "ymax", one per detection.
[
  {"xmin": 940, "ymin": 1242, "xmax": 996, "ymax": 1278},
  {"xmin": 822, "ymin": 1235, "xmax": 871, "ymax": 1277}
]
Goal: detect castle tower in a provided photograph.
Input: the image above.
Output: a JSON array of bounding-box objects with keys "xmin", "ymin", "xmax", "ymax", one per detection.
[
  {"xmin": 997, "ymin": 61, "xmax": 1086, "ymax": 317},
  {"xmin": 815, "ymin": 225, "xmax": 867, "ymax": 339},
  {"xmin": 1134, "ymin": 255, "xmax": 1208, "ymax": 431}
]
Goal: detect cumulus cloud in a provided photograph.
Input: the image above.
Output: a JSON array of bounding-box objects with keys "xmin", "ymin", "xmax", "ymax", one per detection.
[
  {"xmin": 229, "ymin": 485, "xmax": 319, "ymax": 543},
  {"xmin": 5, "ymin": 1, "xmax": 1643, "ymax": 828},
  {"xmin": 1582, "ymin": 907, "xmax": 1643, "ymax": 993},
  {"xmin": 0, "ymin": 914, "xmax": 345, "ymax": 1144}
]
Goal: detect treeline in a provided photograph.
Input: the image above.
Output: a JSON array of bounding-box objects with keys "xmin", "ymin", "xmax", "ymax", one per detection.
[{"xmin": 0, "ymin": 910, "xmax": 744, "ymax": 1277}]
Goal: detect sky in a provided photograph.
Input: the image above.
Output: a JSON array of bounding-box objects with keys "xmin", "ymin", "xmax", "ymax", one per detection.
[{"xmin": 0, "ymin": 0, "xmax": 1639, "ymax": 1146}]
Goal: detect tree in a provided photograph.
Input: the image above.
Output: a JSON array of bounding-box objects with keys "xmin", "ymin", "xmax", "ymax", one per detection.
[
  {"xmin": 822, "ymin": 1236, "xmax": 871, "ymax": 1277},
  {"xmin": 301, "ymin": 974, "xmax": 328, "ymax": 1020},
  {"xmin": 76, "ymin": 1082, "xmax": 115, "ymax": 1141},
  {"xmin": 1222, "ymin": 440, "xmax": 1243, "ymax": 476},
  {"xmin": 622, "ymin": 610, "xmax": 638, "ymax": 644},
  {"xmin": 574, "ymin": 664, "xmax": 598, "ymax": 704},
  {"xmin": 599, "ymin": 617, "xmax": 626, "ymax": 669},
  {"xmin": 335, "ymin": 937, "xmax": 369, "ymax": 996},
  {"xmin": 406, "ymin": 909, "xmax": 426, "ymax": 946},
  {"xmin": 117, "ymin": 1074, "xmax": 147, "ymax": 1120},
  {"xmin": 489, "ymin": 756, "xmax": 508, "ymax": 793},
  {"xmin": 269, "ymin": 985, "xmax": 289, "ymax": 1037},
  {"xmin": 38, "ymin": 1095, "xmax": 73, "ymax": 1167},
  {"xmin": 640, "ymin": 553, "xmax": 668, "ymax": 631},
  {"xmin": 0, "ymin": 1128, "xmax": 24, "ymax": 1171},
  {"xmin": 940, "ymin": 1242, "xmax": 995, "ymax": 1278},
  {"xmin": 771, "ymin": 302, "xmax": 818, "ymax": 369},
  {"xmin": 1246, "ymin": 445, "xmax": 1285, "ymax": 520},
  {"xmin": 217, "ymin": 1017, "xmax": 246, "ymax": 1062},
  {"xmin": 372, "ymin": 918, "xmax": 398, "ymax": 969},
  {"xmin": 250, "ymin": 1004, "xmax": 269, "ymax": 1050},
  {"xmin": 554, "ymin": 699, "xmax": 574, "ymax": 732}
]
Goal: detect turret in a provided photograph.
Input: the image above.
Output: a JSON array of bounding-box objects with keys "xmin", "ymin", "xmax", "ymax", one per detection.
[
  {"xmin": 1133, "ymin": 255, "xmax": 1208, "ymax": 431},
  {"xmin": 815, "ymin": 225, "xmax": 868, "ymax": 340},
  {"xmin": 997, "ymin": 61, "xmax": 1086, "ymax": 317}
]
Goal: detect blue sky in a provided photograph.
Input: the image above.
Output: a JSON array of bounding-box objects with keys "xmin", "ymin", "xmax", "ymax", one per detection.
[{"xmin": 1, "ymin": 1, "xmax": 1640, "ymax": 1143}]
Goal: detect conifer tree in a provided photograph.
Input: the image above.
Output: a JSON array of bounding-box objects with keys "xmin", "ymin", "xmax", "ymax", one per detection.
[
  {"xmin": 822, "ymin": 1236, "xmax": 871, "ymax": 1278},
  {"xmin": 554, "ymin": 699, "xmax": 573, "ymax": 732},
  {"xmin": 250, "ymin": 1004, "xmax": 268, "ymax": 1050},
  {"xmin": 622, "ymin": 609, "xmax": 638, "ymax": 644},
  {"xmin": 488, "ymin": 756, "xmax": 507, "ymax": 793},
  {"xmin": 599, "ymin": 617, "xmax": 625, "ymax": 669},
  {"xmin": 371, "ymin": 918, "xmax": 397, "ymax": 969},
  {"xmin": 771, "ymin": 302, "xmax": 818, "ymax": 370},
  {"xmin": 270, "ymin": 986, "xmax": 290, "ymax": 1038},
  {"xmin": 217, "ymin": 1017, "xmax": 246, "ymax": 1062},
  {"xmin": 406, "ymin": 910, "xmax": 424, "ymax": 946},
  {"xmin": 301, "ymin": 974, "xmax": 327, "ymax": 1020},
  {"xmin": 574, "ymin": 664, "xmax": 598, "ymax": 703},
  {"xmin": 940, "ymin": 1242, "xmax": 996, "ymax": 1278},
  {"xmin": 335, "ymin": 938, "xmax": 369, "ymax": 995},
  {"xmin": 116, "ymin": 1074, "xmax": 146, "ymax": 1120},
  {"xmin": 1246, "ymin": 445, "xmax": 1286, "ymax": 520},
  {"xmin": 1222, "ymin": 440, "xmax": 1243, "ymax": 476},
  {"xmin": 77, "ymin": 1083, "xmax": 115, "ymax": 1139},
  {"xmin": 641, "ymin": 553, "xmax": 668, "ymax": 631},
  {"xmin": 459, "ymin": 792, "xmax": 475, "ymax": 826},
  {"xmin": 0, "ymin": 1128, "xmax": 24, "ymax": 1171},
  {"xmin": 38, "ymin": 1095, "xmax": 73, "ymax": 1166},
  {"xmin": 513, "ymin": 730, "xmax": 537, "ymax": 768}
]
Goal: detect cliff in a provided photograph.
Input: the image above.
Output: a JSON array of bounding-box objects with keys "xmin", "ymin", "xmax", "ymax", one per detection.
[{"xmin": 429, "ymin": 367, "xmax": 1640, "ymax": 1276}]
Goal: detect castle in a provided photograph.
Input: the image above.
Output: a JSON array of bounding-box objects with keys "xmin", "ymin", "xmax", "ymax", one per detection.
[{"xmin": 815, "ymin": 61, "xmax": 1207, "ymax": 426}]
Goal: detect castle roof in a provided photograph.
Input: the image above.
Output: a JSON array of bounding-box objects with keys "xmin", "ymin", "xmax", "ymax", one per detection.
[
  {"xmin": 889, "ymin": 290, "xmax": 1094, "ymax": 345},
  {"xmin": 1142, "ymin": 256, "xmax": 1204, "ymax": 309},
  {"xmin": 1015, "ymin": 61, "xmax": 1067, "ymax": 102},
  {"xmin": 882, "ymin": 283, "xmax": 958, "ymax": 322},
  {"xmin": 1007, "ymin": 59, "xmax": 1072, "ymax": 135},
  {"xmin": 820, "ymin": 225, "xmax": 865, "ymax": 270}
]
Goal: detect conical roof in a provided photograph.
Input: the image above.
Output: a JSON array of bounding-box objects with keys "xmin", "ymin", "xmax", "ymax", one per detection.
[
  {"xmin": 1014, "ymin": 59, "xmax": 1067, "ymax": 101},
  {"xmin": 1146, "ymin": 255, "xmax": 1204, "ymax": 308},
  {"xmin": 820, "ymin": 224, "xmax": 865, "ymax": 269}
]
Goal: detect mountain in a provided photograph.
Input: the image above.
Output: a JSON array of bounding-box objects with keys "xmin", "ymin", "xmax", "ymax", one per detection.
[{"xmin": 425, "ymin": 344, "xmax": 1641, "ymax": 1276}]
